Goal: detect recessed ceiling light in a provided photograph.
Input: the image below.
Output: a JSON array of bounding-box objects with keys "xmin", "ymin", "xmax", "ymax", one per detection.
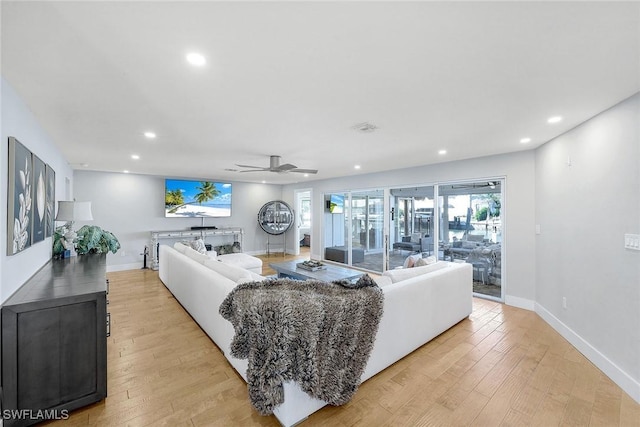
[
  {"xmin": 261, "ymin": 180, "xmax": 266, "ymax": 184},
  {"xmin": 123, "ymin": 170, "xmax": 129, "ymax": 174},
  {"xmin": 144, "ymin": 131, "xmax": 156, "ymax": 139},
  {"xmin": 438, "ymin": 149, "xmax": 447, "ymax": 155},
  {"xmin": 304, "ymin": 173, "xmax": 309, "ymax": 177},
  {"xmin": 547, "ymin": 116, "xmax": 563, "ymax": 124},
  {"xmin": 186, "ymin": 52, "xmax": 206, "ymax": 67},
  {"xmin": 354, "ymin": 165, "xmax": 361, "ymax": 170},
  {"xmin": 520, "ymin": 137, "xmax": 531, "ymax": 144},
  {"xmin": 131, "ymin": 154, "xmax": 140, "ymax": 160}
]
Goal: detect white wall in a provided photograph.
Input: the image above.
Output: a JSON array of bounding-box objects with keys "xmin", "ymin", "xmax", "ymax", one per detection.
[
  {"xmin": 535, "ymin": 93, "xmax": 640, "ymax": 401},
  {"xmin": 73, "ymin": 171, "xmax": 282, "ymax": 270},
  {"xmin": 283, "ymin": 150, "xmax": 537, "ymax": 306},
  {"xmin": 0, "ymin": 78, "xmax": 74, "ymax": 302}
]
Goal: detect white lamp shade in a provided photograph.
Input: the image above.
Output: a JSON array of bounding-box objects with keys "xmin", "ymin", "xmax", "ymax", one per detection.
[{"xmin": 55, "ymin": 201, "xmax": 94, "ymax": 221}]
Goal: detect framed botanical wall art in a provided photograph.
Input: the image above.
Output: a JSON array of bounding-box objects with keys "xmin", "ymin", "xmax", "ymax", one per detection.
[
  {"xmin": 7, "ymin": 137, "xmax": 33, "ymax": 254},
  {"xmin": 45, "ymin": 164, "xmax": 56, "ymax": 238},
  {"xmin": 31, "ymin": 154, "xmax": 46, "ymax": 244}
]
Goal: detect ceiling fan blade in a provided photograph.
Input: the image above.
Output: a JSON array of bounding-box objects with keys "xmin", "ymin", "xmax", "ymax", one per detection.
[
  {"xmin": 290, "ymin": 168, "xmax": 318, "ymax": 174},
  {"xmin": 238, "ymin": 169, "xmax": 268, "ymax": 173},
  {"xmin": 234, "ymin": 156, "xmax": 318, "ymax": 174},
  {"xmin": 276, "ymin": 163, "xmax": 297, "ymax": 171},
  {"xmin": 236, "ymin": 164, "xmax": 263, "ymax": 169}
]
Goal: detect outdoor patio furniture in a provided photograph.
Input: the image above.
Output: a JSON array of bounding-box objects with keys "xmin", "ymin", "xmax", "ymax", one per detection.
[
  {"xmin": 392, "ymin": 234, "xmax": 433, "ymax": 254},
  {"xmin": 325, "ymin": 246, "xmax": 365, "ymax": 263}
]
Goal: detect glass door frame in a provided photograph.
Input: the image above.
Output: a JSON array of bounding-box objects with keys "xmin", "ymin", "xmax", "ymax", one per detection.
[
  {"xmin": 323, "ymin": 177, "xmax": 505, "ymax": 303},
  {"xmin": 434, "ymin": 177, "xmax": 505, "ymax": 302},
  {"xmin": 322, "ymin": 187, "xmax": 388, "ymax": 273}
]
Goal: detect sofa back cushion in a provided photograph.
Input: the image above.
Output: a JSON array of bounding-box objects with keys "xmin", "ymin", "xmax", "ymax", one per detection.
[
  {"xmin": 383, "ymin": 261, "xmax": 449, "ymax": 283},
  {"xmin": 203, "ymin": 258, "xmax": 252, "ymax": 283},
  {"xmin": 374, "ymin": 275, "xmax": 393, "ymax": 287},
  {"xmin": 174, "ymin": 242, "xmax": 188, "ymax": 253},
  {"xmin": 183, "ymin": 246, "xmax": 211, "ymax": 264}
]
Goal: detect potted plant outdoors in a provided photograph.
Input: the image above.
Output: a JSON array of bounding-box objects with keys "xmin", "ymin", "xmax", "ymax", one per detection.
[{"xmin": 74, "ymin": 225, "xmax": 121, "ymax": 255}]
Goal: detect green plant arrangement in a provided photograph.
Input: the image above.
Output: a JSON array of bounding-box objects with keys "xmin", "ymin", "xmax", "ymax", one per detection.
[
  {"xmin": 75, "ymin": 225, "xmax": 121, "ymax": 255},
  {"xmin": 53, "ymin": 225, "xmax": 120, "ymax": 258},
  {"xmin": 52, "ymin": 226, "xmax": 68, "ymax": 258}
]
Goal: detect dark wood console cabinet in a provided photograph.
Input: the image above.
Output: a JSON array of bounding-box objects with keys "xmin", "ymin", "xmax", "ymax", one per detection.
[{"xmin": 1, "ymin": 255, "xmax": 107, "ymax": 426}]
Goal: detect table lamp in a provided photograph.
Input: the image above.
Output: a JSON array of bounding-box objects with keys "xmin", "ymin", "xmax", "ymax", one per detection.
[{"xmin": 55, "ymin": 201, "xmax": 93, "ymax": 252}]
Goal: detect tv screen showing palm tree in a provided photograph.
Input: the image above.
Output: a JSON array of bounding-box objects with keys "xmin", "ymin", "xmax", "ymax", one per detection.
[{"xmin": 165, "ymin": 179, "xmax": 232, "ymax": 217}]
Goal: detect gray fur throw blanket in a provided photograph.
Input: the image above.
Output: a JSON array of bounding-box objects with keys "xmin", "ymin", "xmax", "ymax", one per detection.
[{"xmin": 219, "ymin": 275, "xmax": 384, "ymax": 415}]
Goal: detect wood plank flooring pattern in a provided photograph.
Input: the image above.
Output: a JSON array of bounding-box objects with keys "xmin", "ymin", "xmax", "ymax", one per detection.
[{"xmin": 46, "ymin": 267, "xmax": 639, "ymax": 427}]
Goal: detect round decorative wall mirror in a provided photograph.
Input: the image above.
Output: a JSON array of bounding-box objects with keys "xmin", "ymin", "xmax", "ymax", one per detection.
[{"xmin": 258, "ymin": 200, "xmax": 294, "ymax": 235}]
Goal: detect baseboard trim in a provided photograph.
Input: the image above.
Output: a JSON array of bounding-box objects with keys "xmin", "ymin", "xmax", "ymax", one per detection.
[
  {"xmin": 504, "ymin": 295, "xmax": 535, "ymax": 311},
  {"xmin": 535, "ymin": 302, "xmax": 640, "ymax": 404}
]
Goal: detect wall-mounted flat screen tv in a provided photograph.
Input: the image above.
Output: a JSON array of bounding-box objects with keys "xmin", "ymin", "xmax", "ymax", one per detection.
[
  {"xmin": 165, "ymin": 179, "xmax": 232, "ymax": 218},
  {"xmin": 328, "ymin": 193, "xmax": 344, "ymax": 214}
]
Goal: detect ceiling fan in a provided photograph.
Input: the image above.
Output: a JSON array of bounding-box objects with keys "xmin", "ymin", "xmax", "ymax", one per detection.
[{"xmin": 236, "ymin": 155, "xmax": 318, "ymax": 174}]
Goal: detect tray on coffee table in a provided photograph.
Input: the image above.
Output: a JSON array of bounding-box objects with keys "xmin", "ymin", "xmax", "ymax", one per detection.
[{"xmin": 270, "ymin": 260, "xmax": 363, "ymax": 282}]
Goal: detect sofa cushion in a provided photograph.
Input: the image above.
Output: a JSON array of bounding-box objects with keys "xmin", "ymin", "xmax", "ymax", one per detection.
[
  {"xmin": 173, "ymin": 242, "xmax": 188, "ymax": 253},
  {"xmin": 383, "ymin": 261, "xmax": 449, "ymax": 283},
  {"xmin": 203, "ymin": 258, "xmax": 252, "ymax": 283},
  {"xmin": 374, "ymin": 275, "xmax": 393, "ymax": 287},
  {"xmin": 217, "ymin": 253, "xmax": 263, "ymax": 270},
  {"xmin": 237, "ymin": 272, "xmax": 267, "ymax": 285},
  {"xmin": 183, "ymin": 246, "xmax": 211, "ymax": 264}
]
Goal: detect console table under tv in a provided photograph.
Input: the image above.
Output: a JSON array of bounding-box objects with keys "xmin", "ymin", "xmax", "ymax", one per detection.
[{"xmin": 150, "ymin": 227, "xmax": 244, "ymax": 270}]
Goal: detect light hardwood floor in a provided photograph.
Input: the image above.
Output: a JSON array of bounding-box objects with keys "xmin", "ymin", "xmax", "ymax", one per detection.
[{"xmin": 47, "ymin": 256, "xmax": 639, "ymax": 426}]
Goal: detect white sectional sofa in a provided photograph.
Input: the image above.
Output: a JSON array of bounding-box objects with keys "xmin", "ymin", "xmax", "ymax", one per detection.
[{"xmin": 159, "ymin": 243, "xmax": 472, "ymax": 427}]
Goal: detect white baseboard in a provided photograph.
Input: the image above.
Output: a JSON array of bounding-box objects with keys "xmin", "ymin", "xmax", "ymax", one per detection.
[
  {"xmin": 504, "ymin": 295, "xmax": 535, "ymax": 311},
  {"xmin": 106, "ymin": 262, "xmax": 143, "ymax": 272},
  {"xmin": 535, "ymin": 302, "xmax": 640, "ymax": 404}
]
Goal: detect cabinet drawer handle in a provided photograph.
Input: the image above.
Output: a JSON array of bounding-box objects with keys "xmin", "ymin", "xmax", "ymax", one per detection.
[{"xmin": 106, "ymin": 313, "xmax": 111, "ymax": 337}]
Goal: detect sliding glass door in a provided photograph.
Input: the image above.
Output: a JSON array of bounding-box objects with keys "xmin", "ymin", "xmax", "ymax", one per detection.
[
  {"xmin": 388, "ymin": 186, "xmax": 435, "ymax": 269},
  {"xmin": 438, "ymin": 180, "xmax": 503, "ymax": 300},
  {"xmin": 323, "ymin": 189, "xmax": 385, "ymax": 273},
  {"xmin": 322, "ymin": 179, "xmax": 504, "ymax": 302},
  {"xmin": 350, "ymin": 190, "xmax": 384, "ymax": 272}
]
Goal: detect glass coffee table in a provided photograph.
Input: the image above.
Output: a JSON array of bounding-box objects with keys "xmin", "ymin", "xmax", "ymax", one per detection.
[{"xmin": 269, "ymin": 260, "xmax": 363, "ymax": 282}]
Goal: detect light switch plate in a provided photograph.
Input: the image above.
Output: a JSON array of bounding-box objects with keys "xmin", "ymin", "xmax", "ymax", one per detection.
[{"xmin": 624, "ymin": 234, "xmax": 640, "ymax": 250}]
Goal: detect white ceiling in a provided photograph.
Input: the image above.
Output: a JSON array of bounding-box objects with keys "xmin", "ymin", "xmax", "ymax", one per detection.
[{"xmin": 2, "ymin": 1, "xmax": 639, "ymax": 184}]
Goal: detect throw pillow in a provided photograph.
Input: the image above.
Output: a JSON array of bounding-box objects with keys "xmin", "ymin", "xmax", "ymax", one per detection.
[
  {"xmin": 403, "ymin": 253, "xmax": 422, "ymax": 268},
  {"xmin": 189, "ymin": 238, "xmax": 207, "ymax": 254},
  {"xmin": 415, "ymin": 255, "xmax": 437, "ymax": 267}
]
